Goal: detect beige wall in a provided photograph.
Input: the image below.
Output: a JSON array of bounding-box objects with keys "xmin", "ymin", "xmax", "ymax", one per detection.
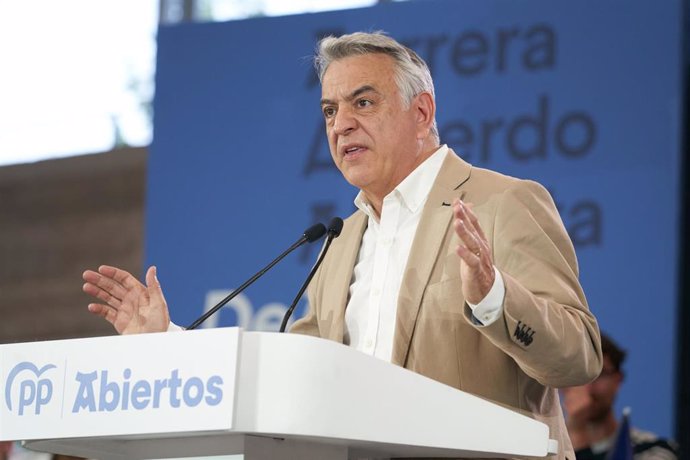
[{"xmin": 0, "ymin": 148, "xmax": 147, "ymax": 343}]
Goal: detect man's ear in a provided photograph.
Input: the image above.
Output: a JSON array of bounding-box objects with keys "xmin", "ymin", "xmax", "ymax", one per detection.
[{"xmin": 414, "ymin": 92, "xmax": 436, "ymax": 140}]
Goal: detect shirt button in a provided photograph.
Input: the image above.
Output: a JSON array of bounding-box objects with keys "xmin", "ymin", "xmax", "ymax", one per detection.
[
  {"xmin": 365, "ymin": 338, "xmax": 374, "ymax": 348},
  {"xmin": 372, "ymin": 288, "xmax": 381, "ymax": 297}
]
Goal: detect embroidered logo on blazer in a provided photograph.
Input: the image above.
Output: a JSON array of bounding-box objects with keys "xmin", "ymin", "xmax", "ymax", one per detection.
[{"xmin": 514, "ymin": 321, "xmax": 535, "ymax": 346}]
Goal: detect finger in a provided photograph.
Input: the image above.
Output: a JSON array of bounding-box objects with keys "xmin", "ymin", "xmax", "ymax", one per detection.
[
  {"xmin": 460, "ymin": 200, "xmax": 489, "ymax": 245},
  {"xmin": 453, "ymin": 199, "xmax": 474, "ymax": 229},
  {"xmin": 145, "ymin": 266, "xmax": 167, "ymax": 306},
  {"xmin": 454, "ymin": 200, "xmax": 486, "ymax": 247},
  {"xmin": 455, "ymin": 239, "xmax": 482, "ymax": 266},
  {"xmin": 83, "ymin": 269, "xmax": 107, "ymax": 286},
  {"xmin": 453, "ymin": 217, "xmax": 483, "ymax": 256},
  {"xmin": 83, "ymin": 282, "xmax": 122, "ymax": 309},
  {"xmin": 454, "ymin": 200, "xmax": 492, "ymax": 258},
  {"xmin": 87, "ymin": 302, "xmax": 118, "ymax": 325},
  {"xmin": 454, "ymin": 214, "xmax": 493, "ymax": 278},
  {"xmin": 83, "ymin": 269, "xmax": 132, "ymax": 301},
  {"xmin": 98, "ymin": 265, "xmax": 147, "ymax": 292}
]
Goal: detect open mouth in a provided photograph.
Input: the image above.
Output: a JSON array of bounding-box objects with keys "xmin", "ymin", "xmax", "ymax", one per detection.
[{"xmin": 343, "ymin": 145, "xmax": 366, "ymax": 157}]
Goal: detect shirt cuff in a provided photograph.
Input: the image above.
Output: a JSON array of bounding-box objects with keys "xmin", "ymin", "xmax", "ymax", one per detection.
[
  {"xmin": 467, "ymin": 266, "xmax": 505, "ymax": 326},
  {"xmin": 167, "ymin": 321, "xmax": 184, "ymax": 332}
]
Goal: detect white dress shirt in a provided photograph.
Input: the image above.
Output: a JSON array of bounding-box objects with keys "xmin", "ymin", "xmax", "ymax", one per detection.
[{"xmin": 344, "ymin": 145, "xmax": 505, "ymax": 362}]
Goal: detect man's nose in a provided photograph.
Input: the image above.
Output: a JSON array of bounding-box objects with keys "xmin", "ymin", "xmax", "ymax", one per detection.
[{"xmin": 333, "ymin": 107, "xmax": 357, "ymax": 135}]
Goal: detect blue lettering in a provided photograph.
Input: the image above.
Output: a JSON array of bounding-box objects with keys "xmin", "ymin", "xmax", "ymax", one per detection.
[
  {"xmin": 182, "ymin": 377, "xmax": 204, "ymax": 407},
  {"xmin": 5, "ymin": 362, "xmax": 56, "ymax": 416},
  {"xmin": 69, "ymin": 369, "xmax": 225, "ymax": 413},
  {"xmin": 152, "ymin": 378, "xmax": 167, "ymax": 408},
  {"xmin": 72, "ymin": 371, "xmax": 98, "ymax": 413},
  {"xmin": 18, "ymin": 381, "xmax": 35, "ymax": 416},
  {"xmin": 35, "ymin": 379, "xmax": 52, "ymax": 414},
  {"xmin": 98, "ymin": 370, "xmax": 120, "ymax": 412},
  {"xmin": 131, "ymin": 380, "xmax": 151, "ymax": 410},
  {"xmin": 205, "ymin": 376, "xmax": 223, "ymax": 406},
  {"xmin": 121, "ymin": 369, "xmax": 131, "ymax": 410},
  {"xmin": 169, "ymin": 370, "xmax": 182, "ymax": 408}
]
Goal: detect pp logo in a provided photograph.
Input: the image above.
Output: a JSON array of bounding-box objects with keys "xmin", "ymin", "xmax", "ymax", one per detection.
[{"xmin": 5, "ymin": 361, "xmax": 57, "ymax": 415}]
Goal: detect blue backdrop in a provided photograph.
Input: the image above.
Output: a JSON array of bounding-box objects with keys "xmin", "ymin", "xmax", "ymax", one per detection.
[{"xmin": 148, "ymin": 0, "xmax": 682, "ymax": 438}]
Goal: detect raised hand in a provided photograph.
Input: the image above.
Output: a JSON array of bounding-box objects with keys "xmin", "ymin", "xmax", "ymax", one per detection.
[
  {"xmin": 453, "ymin": 199, "xmax": 495, "ymax": 304},
  {"xmin": 82, "ymin": 265, "xmax": 170, "ymax": 335}
]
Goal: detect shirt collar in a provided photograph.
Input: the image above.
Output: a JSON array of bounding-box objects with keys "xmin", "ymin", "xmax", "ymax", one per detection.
[{"xmin": 354, "ymin": 145, "xmax": 449, "ymax": 217}]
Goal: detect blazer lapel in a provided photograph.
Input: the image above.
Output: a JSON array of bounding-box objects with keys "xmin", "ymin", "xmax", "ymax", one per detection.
[
  {"xmin": 391, "ymin": 150, "xmax": 472, "ymax": 366},
  {"xmin": 321, "ymin": 211, "xmax": 368, "ymax": 343}
]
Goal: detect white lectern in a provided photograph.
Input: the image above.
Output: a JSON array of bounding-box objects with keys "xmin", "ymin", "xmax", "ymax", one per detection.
[{"xmin": 0, "ymin": 328, "xmax": 558, "ymax": 459}]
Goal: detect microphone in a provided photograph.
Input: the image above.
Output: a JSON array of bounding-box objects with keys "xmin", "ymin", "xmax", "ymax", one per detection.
[
  {"xmin": 279, "ymin": 217, "xmax": 344, "ymax": 333},
  {"xmin": 186, "ymin": 222, "xmax": 327, "ymax": 330}
]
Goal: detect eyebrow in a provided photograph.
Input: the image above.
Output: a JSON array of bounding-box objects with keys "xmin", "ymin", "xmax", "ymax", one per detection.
[{"xmin": 320, "ymin": 85, "xmax": 379, "ymax": 106}]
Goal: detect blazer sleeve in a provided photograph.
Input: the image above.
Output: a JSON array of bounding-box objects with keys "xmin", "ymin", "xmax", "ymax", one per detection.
[{"xmin": 464, "ymin": 179, "xmax": 603, "ymax": 387}]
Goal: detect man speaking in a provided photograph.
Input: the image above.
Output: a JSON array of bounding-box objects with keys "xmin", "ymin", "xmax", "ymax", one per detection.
[{"xmin": 83, "ymin": 32, "xmax": 602, "ymax": 460}]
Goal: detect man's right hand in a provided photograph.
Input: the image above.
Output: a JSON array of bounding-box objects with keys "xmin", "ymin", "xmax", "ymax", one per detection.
[{"xmin": 83, "ymin": 265, "xmax": 170, "ymax": 335}]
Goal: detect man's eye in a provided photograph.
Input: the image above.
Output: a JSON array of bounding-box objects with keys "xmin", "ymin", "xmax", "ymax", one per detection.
[
  {"xmin": 357, "ymin": 99, "xmax": 372, "ymax": 108},
  {"xmin": 323, "ymin": 107, "xmax": 336, "ymax": 118}
]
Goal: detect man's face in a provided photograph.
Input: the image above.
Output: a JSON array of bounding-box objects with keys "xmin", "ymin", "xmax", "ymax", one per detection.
[
  {"xmin": 584, "ymin": 356, "xmax": 623, "ymax": 422},
  {"xmin": 320, "ymin": 53, "xmax": 426, "ymax": 200}
]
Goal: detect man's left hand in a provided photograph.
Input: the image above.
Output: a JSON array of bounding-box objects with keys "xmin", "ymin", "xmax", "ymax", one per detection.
[{"xmin": 453, "ymin": 198, "xmax": 495, "ymax": 304}]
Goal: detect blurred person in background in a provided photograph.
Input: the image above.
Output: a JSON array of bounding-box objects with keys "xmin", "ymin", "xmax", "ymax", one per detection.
[{"xmin": 563, "ymin": 333, "xmax": 679, "ymax": 460}]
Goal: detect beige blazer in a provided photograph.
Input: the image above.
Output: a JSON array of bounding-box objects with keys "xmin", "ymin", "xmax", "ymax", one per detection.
[{"xmin": 292, "ymin": 149, "xmax": 602, "ymax": 460}]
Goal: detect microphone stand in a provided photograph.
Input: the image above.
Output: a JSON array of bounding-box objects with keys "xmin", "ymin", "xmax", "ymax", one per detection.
[{"xmin": 279, "ymin": 217, "xmax": 343, "ymax": 332}]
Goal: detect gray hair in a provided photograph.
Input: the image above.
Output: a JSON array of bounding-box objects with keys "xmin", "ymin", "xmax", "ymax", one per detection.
[{"xmin": 315, "ymin": 31, "xmax": 439, "ymax": 143}]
